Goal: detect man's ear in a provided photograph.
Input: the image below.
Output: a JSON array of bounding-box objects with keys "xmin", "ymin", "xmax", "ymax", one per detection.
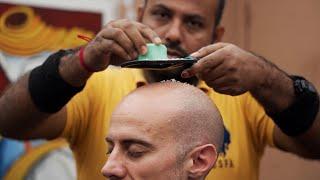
[
  {"xmin": 137, "ymin": 4, "xmax": 145, "ymax": 22},
  {"xmin": 213, "ymin": 26, "xmax": 225, "ymax": 43},
  {"xmin": 186, "ymin": 144, "xmax": 218, "ymax": 179}
]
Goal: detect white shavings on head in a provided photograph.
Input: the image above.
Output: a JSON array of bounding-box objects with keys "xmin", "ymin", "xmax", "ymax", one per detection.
[
  {"xmin": 160, "ymin": 79, "xmax": 189, "ymax": 85},
  {"xmin": 160, "ymin": 79, "xmax": 178, "ymax": 83}
]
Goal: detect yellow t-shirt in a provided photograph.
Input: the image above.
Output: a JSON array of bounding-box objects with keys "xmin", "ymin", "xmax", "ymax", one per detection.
[{"xmin": 62, "ymin": 68, "xmax": 275, "ymax": 180}]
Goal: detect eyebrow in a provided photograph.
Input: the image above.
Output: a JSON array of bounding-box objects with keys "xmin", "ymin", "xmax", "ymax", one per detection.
[
  {"xmin": 152, "ymin": 4, "xmax": 172, "ymax": 13},
  {"xmin": 153, "ymin": 4, "xmax": 206, "ymax": 22},
  {"xmin": 123, "ymin": 139, "xmax": 154, "ymax": 149},
  {"xmin": 184, "ymin": 14, "xmax": 205, "ymax": 22},
  {"xmin": 106, "ymin": 137, "xmax": 154, "ymax": 149}
]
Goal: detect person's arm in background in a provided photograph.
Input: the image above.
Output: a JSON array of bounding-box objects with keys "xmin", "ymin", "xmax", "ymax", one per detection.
[
  {"xmin": 182, "ymin": 42, "xmax": 320, "ymax": 159},
  {"xmin": 0, "ymin": 19, "xmax": 161, "ymax": 140}
]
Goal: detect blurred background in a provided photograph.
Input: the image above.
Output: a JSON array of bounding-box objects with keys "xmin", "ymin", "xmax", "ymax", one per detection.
[{"xmin": 0, "ymin": 0, "xmax": 319, "ymax": 179}]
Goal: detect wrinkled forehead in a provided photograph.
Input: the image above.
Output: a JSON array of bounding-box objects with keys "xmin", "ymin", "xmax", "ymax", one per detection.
[{"xmin": 146, "ymin": 0, "xmax": 217, "ymax": 21}]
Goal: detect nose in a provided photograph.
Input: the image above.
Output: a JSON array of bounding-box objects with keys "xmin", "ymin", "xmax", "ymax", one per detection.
[
  {"xmin": 164, "ymin": 18, "xmax": 182, "ymax": 45},
  {"xmin": 101, "ymin": 151, "xmax": 127, "ymax": 179}
]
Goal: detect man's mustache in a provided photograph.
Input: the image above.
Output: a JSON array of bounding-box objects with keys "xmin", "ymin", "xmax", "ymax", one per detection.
[{"xmin": 164, "ymin": 42, "xmax": 189, "ymax": 57}]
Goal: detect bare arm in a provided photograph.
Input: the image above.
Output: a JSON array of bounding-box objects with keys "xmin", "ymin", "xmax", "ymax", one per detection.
[
  {"xmin": 0, "ymin": 51, "xmax": 91, "ymax": 140},
  {"xmin": 0, "ymin": 19, "xmax": 161, "ymax": 140},
  {"xmin": 249, "ymin": 58, "xmax": 320, "ymax": 159},
  {"xmin": 274, "ymin": 115, "xmax": 320, "ymax": 159},
  {"xmin": 184, "ymin": 43, "xmax": 320, "ymax": 159}
]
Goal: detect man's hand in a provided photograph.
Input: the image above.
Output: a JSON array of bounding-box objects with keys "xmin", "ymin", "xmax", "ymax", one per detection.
[
  {"xmin": 181, "ymin": 43, "xmax": 270, "ymax": 96},
  {"xmin": 83, "ymin": 19, "xmax": 162, "ymax": 72}
]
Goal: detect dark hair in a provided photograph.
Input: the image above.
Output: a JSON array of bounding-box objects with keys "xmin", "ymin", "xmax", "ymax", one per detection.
[
  {"xmin": 144, "ymin": 0, "xmax": 226, "ymax": 26},
  {"xmin": 215, "ymin": 0, "xmax": 226, "ymax": 26}
]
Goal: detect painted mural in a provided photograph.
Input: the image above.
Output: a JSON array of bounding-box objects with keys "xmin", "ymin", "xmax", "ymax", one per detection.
[{"xmin": 0, "ymin": 3, "xmax": 102, "ymax": 180}]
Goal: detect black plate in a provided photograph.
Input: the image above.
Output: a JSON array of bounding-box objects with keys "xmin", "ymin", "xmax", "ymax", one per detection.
[{"xmin": 120, "ymin": 57, "xmax": 198, "ymax": 70}]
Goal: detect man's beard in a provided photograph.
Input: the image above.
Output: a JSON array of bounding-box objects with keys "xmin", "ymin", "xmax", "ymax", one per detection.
[
  {"xmin": 143, "ymin": 41, "xmax": 199, "ymax": 86},
  {"xmin": 144, "ymin": 67, "xmax": 198, "ymax": 85}
]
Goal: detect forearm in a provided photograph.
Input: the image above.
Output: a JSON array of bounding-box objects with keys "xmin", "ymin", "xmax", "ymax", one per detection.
[
  {"xmin": 0, "ymin": 74, "xmax": 49, "ymax": 137},
  {"xmin": 59, "ymin": 48, "xmax": 92, "ymax": 87},
  {"xmin": 274, "ymin": 112, "xmax": 320, "ymax": 159},
  {"xmin": 297, "ymin": 111, "xmax": 320, "ymax": 158},
  {"xmin": 273, "ymin": 98, "xmax": 320, "ymax": 159},
  {"xmin": 0, "ymin": 48, "xmax": 91, "ymax": 138},
  {"xmin": 250, "ymin": 56, "xmax": 320, "ymax": 158},
  {"xmin": 250, "ymin": 57, "xmax": 295, "ymax": 114}
]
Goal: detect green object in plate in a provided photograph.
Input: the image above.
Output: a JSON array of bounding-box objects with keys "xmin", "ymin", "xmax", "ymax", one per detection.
[{"xmin": 138, "ymin": 43, "xmax": 167, "ymax": 60}]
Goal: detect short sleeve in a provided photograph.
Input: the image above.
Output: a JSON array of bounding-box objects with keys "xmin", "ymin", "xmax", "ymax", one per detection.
[
  {"xmin": 61, "ymin": 74, "xmax": 100, "ymax": 147},
  {"xmin": 244, "ymin": 93, "xmax": 275, "ymax": 153}
]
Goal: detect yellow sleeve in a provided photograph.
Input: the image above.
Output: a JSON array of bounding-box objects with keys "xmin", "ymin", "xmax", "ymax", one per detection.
[
  {"xmin": 244, "ymin": 93, "xmax": 275, "ymax": 153},
  {"xmin": 61, "ymin": 72, "xmax": 104, "ymax": 147},
  {"xmin": 59, "ymin": 68, "xmax": 135, "ymax": 148}
]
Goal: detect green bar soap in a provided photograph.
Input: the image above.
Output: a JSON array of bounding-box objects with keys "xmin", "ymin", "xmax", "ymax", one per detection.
[{"xmin": 138, "ymin": 43, "xmax": 167, "ymax": 60}]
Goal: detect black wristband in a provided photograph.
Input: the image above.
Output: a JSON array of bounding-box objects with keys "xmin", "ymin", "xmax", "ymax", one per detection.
[
  {"xmin": 270, "ymin": 76, "xmax": 319, "ymax": 137},
  {"xmin": 28, "ymin": 50, "xmax": 84, "ymax": 113}
]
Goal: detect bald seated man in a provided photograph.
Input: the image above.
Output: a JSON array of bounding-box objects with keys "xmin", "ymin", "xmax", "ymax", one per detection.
[{"xmin": 102, "ymin": 81, "xmax": 224, "ymax": 180}]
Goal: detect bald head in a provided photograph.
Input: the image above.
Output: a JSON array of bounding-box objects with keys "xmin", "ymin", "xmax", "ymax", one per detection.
[
  {"xmin": 111, "ymin": 81, "xmax": 224, "ymax": 155},
  {"xmin": 105, "ymin": 81, "xmax": 224, "ymax": 179}
]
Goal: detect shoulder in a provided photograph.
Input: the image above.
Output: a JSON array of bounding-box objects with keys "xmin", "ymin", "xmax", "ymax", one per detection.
[
  {"xmin": 82, "ymin": 67, "xmax": 142, "ymax": 100},
  {"xmin": 88, "ymin": 67, "xmax": 140, "ymax": 85}
]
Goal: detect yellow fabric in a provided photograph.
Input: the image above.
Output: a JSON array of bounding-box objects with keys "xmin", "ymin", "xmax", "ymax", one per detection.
[
  {"xmin": 4, "ymin": 139, "xmax": 68, "ymax": 180},
  {"xmin": 63, "ymin": 68, "xmax": 275, "ymax": 180}
]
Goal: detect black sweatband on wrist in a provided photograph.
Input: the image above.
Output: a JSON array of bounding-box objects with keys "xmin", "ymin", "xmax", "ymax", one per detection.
[
  {"xmin": 270, "ymin": 76, "xmax": 319, "ymax": 137},
  {"xmin": 28, "ymin": 50, "xmax": 85, "ymax": 113}
]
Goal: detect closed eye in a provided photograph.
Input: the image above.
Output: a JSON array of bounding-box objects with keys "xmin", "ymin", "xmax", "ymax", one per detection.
[
  {"xmin": 107, "ymin": 146, "xmax": 113, "ymax": 155},
  {"xmin": 106, "ymin": 137, "xmax": 114, "ymax": 156},
  {"xmin": 127, "ymin": 151, "xmax": 145, "ymax": 159}
]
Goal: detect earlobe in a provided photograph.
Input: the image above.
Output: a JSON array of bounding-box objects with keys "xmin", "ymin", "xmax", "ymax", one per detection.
[{"xmin": 187, "ymin": 144, "xmax": 218, "ymax": 178}]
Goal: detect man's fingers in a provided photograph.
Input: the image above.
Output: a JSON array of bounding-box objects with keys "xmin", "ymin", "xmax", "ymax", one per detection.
[
  {"xmin": 106, "ymin": 20, "xmax": 161, "ymax": 56},
  {"xmin": 122, "ymin": 24, "xmax": 148, "ymax": 55},
  {"xmin": 207, "ymin": 75, "xmax": 238, "ymax": 88},
  {"xmin": 181, "ymin": 49, "xmax": 225, "ymax": 78},
  {"xmin": 98, "ymin": 39, "xmax": 131, "ymax": 61},
  {"xmin": 139, "ymin": 25, "xmax": 162, "ymax": 44},
  {"xmin": 100, "ymin": 28, "xmax": 137, "ymax": 59},
  {"xmin": 205, "ymin": 75, "xmax": 245, "ymax": 96},
  {"xmin": 191, "ymin": 43, "xmax": 228, "ymax": 58},
  {"xmin": 200, "ymin": 59, "xmax": 232, "ymax": 81}
]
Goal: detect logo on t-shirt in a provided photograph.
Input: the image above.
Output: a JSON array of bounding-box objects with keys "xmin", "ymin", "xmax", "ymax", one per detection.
[
  {"xmin": 221, "ymin": 126, "xmax": 231, "ymax": 155},
  {"xmin": 214, "ymin": 126, "xmax": 234, "ymax": 169}
]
